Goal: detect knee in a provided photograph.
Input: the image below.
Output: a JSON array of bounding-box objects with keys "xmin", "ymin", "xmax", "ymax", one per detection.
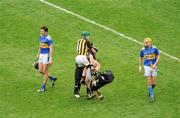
[
  {"xmin": 44, "ymin": 74, "xmax": 48, "ymax": 78},
  {"xmin": 39, "ymin": 69, "xmax": 45, "ymax": 74}
]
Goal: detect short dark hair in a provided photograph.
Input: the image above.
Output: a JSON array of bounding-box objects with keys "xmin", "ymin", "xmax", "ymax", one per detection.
[{"xmin": 41, "ymin": 26, "xmax": 48, "ymax": 32}]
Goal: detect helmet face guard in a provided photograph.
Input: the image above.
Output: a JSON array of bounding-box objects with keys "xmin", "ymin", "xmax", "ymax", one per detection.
[{"xmin": 83, "ymin": 36, "xmax": 89, "ymax": 40}]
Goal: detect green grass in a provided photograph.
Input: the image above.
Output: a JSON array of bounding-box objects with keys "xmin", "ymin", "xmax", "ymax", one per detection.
[{"xmin": 0, "ymin": 0, "xmax": 180, "ymax": 118}]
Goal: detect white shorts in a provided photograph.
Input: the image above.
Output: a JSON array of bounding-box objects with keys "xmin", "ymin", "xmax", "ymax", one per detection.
[
  {"xmin": 39, "ymin": 54, "xmax": 49, "ymax": 64},
  {"xmin": 75, "ymin": 55, "xmax": 89, "ymax": 67},
  {"xmin": 144, "ymin": 66, "xmax": 157, "ymax": 77}
]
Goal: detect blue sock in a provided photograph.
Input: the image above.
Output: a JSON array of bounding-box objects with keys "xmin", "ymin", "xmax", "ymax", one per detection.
[
  {"xmin": 49, "ymin": 76, "xmax": 55, "ymax": 81},
  {"xmin": 152, "ymin": 84, "xmax": 156, "ymax": 89},
  {"xmin": 41, "ymin": 84, "xmax": 46, "ymax": 90},
  {"xmin": 148, "ymin": 86, "xmax": 154, "ymax": 97}
]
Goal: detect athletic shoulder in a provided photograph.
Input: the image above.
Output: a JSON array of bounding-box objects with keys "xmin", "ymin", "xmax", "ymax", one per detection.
[
  {"xmin": 78, "ymin": 38, "xmax": 82, "ymax": 41},
  {"xmin": 47, "ymin": 35, "xmax": 52, "ymax": 40},
  {"xmin": 152, "ymin": 45, "xmax": 159, "ymax": 50},
  {"xmin": 141, "ymin": 47, "xmax": 145, "ymax": 51},
  {"xmin": 152, "ymin": 45, "xmax": 157, "ymax": 48}
]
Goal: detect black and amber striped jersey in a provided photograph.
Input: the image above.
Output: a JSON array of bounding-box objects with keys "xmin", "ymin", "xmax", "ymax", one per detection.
[{"xmin": 76, "ymin": 38, "xmax": 93, "ymax": 55}]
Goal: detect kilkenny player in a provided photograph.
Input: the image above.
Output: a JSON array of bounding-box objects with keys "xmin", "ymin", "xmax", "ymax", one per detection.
[{"xmin": 74, "ymin": 31, "xmax": 93, "ymax": 98}]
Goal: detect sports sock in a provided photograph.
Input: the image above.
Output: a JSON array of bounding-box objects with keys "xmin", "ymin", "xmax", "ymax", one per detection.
[
  {"xmin": 148, "ymin": 86, "xmax": 154, "ymax": 97},
  {"xmin": 49, "ymin": 75, "xmax": 56, "ymax": 81},
  {"xmin": 152, "ymin": 84, "xmax": 156, "ymax": 89},
  {"xmin": 41, "ymin": 84, "xmax": 46, "ymax": 90}
]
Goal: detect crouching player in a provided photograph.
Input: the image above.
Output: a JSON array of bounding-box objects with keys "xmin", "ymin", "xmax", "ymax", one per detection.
[
  {"xmin": 36, "ymin": 26, "xmax": 57, "ymax": 92},
  {"xmin": 139, "ymin": 38, "xmax": 160, "ymax": 102},
  {"xmin": 86, "ymin": 47, "xmax": 103, "ymax": 100}
]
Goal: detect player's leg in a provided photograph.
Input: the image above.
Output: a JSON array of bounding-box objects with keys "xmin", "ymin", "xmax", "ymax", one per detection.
[
  {"xmin": 80, "ymin": 67, "xmax": 86, "ymax": 85},
  {"xmin": 85, "ymin": 66, "xmax": 92, "ymax": 88},
  {"xmin": 147, "ymin": 77, "xmax": 153, "ymax": 96},
  {"xmin": 39, "ymin": 67, "xmax": 57, "ymax": 87},
  {"xmin": 74, "ymin": 55, "xmax": 86, "ymax": 97},
  {"xmin": 48, "ymin": 73, "xmax": 57, "ymax": 87},
  {"xmin": 81, "ymin": 56, "xmax": 94, "ymax": 97},
  {"xmin": 37, "ymin": 56, "xmax": 56, "ymax": 84},
  {"xmin": 38, "ymin": 54, "xmax": 46, "ymax": 74},
  {"xmin": 151, "ymin": 68, "xmax": 158, "ymax": 89},
  {"xmin": 74, "ymin": 55, "xmax": 91, "ymax": 97},
  {"xmin": 37, "ymin": 64, "xmax": 49, "ymax": 92},
  {"xmin": 85, "ymin": 65, "xmax": 99, "ymax": 99},
  {"xmin": 37, "ymin": 55, "xmax": 45, "ymax": 92},
  {"xmin": 38, "ymin": 63, "xmax": 43, "ymax": 74},
  {"xmin": 37, "ymin": 54, "xmax": 49, "ymax": 92},
  {"xmin": 149, "ymin": 69, "xmax": 158, "ymax": 101},
  {"xmin": 94, "ymin": 89, "xmax": 103, "ymax": 100},
  {"xmin": 92, "ymin": 61, "xmax": 103, "ymax": 101},
  {"xmin": 43, "ymin": 64, "xmax": 49, "ymax": 86},
  {"xmin": 80, "ymin": 56, "xmax": 91, "ymax": 89},
  {"xmin": 93, "ymin": 60, "xmax": 100, "ymax": 71},
  {"xmin": 151, "ymin": 76, "xmax": 156, "ymax": 89},
  {"xmin": 147, "ymin": 76, "xmax": 155, "ymax": 102},
  {"xmin": 41, "ymin": 64, "xmax": 49, "ymax": 90},
  {"xmin": 144, "ymin": 66, "xmax": 154, "ymax": 102},
  {"xmin": 74, "ymin": 66, "xmax": 83, "ymax": 97}
]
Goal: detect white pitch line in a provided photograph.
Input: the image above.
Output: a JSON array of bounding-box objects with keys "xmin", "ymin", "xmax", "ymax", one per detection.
[{"xmin": 40, "ymin": 0, "xmax": 180, "ymax": 62}]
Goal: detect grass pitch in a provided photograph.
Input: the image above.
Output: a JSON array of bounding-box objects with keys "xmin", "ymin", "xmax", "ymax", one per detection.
[{"xmin": 0, "ymin": 0, "xmax": 180, "ymax": 118}]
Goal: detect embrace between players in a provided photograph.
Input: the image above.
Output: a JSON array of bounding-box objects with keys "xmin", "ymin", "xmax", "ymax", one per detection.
[
  {"xmin": 34, "ymin": 26, "xmax": 160, "ymax": 102},
  {"xmin": 74, "ymin": 31, "xmax": 103, "ymax": 100}
]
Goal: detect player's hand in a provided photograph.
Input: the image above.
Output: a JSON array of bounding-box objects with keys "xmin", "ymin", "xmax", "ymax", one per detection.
[
  {"xmin": 49, "ymin": 59, "xmax": 52, "ymax": 65},
  {"xmin": 91, "ymin": 66, "xmax": 95, "ymax": 71},
  {"xmin": 139, "ymin": 66, "xmax": 142, "ymax": 72},
  {"xmin": 152, "ymin": 64, "xmax": 156, "ymax": 69}
]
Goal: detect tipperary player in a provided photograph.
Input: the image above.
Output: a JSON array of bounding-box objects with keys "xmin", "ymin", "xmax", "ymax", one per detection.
[
  {"xmin": 36, "ymin": 26, "xmax": 56, "ymax": 92},
  {"xmin": 139, "ymin": 38, "xmax": 160, "ymax": 102}
]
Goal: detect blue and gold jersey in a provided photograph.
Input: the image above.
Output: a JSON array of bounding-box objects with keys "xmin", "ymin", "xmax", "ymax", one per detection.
[
  {"xmin": 39, "ymin": 35, "xmax": 52, "ymax": 54},
  {"xmin": 140, "ymin": 46, "xmax": 159, "ymax": 66}
]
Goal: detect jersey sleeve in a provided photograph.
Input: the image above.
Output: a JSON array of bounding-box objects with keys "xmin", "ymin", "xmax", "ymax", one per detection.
[
  {"xmin": 47, "ymin": 38, "xmax": 52, "ymax": 46},
  {"xmin": 140, "ymin": 50, "xmax": 144, "ymax": 57},
  {"xmin": 155, "ymin": 48, "xmax": 159, "ymax": 55},
  {"xmin": 86, "ymin": 40, "xmax": 93, "ymax": 49}
]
